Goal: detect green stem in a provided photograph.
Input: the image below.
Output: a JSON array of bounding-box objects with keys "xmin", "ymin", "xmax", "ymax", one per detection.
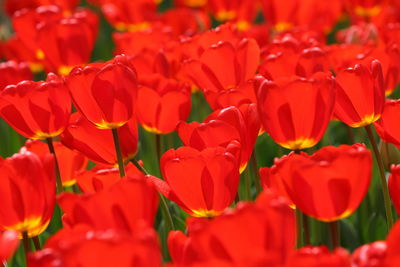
[
  {"xmin": 251, "ymin": 152, "xmax": 262, "ymax": 195},
  {"xmin": 345, "ymin": 123, "xmax": 355, "ymax": 144},
  {"xmin": 22, "ymin": 232, "xmax": 31, "ymax": 265},
  {"xmin": 296, "ymin": 208, "xmax": 304, "ymax": 248},
  {"xmin": 32, "ymin": 236, "xmax": 41, "ymax": 251},
  {"xmin": 243, "ymin": 166, "xmax": 252, "ymax": 200},
  {"xmin": 155, "ymin": 134, "xmax": 162, "ymax": 175},
  {"xmin": 111, "ymin": 128, "xmax": 126, "ymax": 178},
  {"xmin": 159, "ymin": 194, "xmax": 175, "ymax": 231},
  {"xmin": 365, "ymin": 125, "xmax": 394, "ymax": 230},
  {"xmin": 131, "ymin": 158, "xmax": 175, "ymax": 230},
  {"xmin": 303, "ymin": 215, "xmax": 310, "ymax": 245},
  {"xmin": 46, "ymin": 138, "xmax": 63, "ymax": 193},
  {"xmin": 329, "ymin": 221, "xmax": 340, "ymax": 249}
]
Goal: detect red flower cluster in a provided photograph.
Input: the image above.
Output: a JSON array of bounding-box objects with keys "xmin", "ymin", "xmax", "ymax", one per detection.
[{"xmin": 2, "ymin": 0, "xmax": 400, "ymax": 266}]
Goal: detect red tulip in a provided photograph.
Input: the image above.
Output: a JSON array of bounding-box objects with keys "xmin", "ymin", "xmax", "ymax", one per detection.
[
  {"xmin": 5, "ymin": 0, "xmax": 79, "ymax": 15},
  {"xmin": 207, "ymin": 0, "xmax": 257, "ymax": 30},
  {"xmin": 61, "ymin": 113, "xmax": 138, "ymax": 166},
  {"xmin": 375, "ymin": 100, "xmax": 400, "ymax": 148},
  {"xmin": 297, "ymin": 0, "xmax": 343, "ymax": 33},
  {"xmin": 136, "ymin": 74, "xmax": 191, "ymax": 134},
  {"xmin": 259, "ymin": 155, "xmax": 296, "ymax": 208},
  {"xmin": 183, "ymin": 38, "xmax": 260, "ymax": 96},
  {"xmin": 24, "ymin": 139, "xmax": 88, "ymax": 187},
  {"xmin": 160, "ymin": 8, "xmax": 211, "ymax": 37},
  {"xmin": 351, "ymin": 241, "xmax": 387, "ymax": 267},
  {"xmin": 347, "ymin": 0, "xmax": 382, "ymax": 20},
  {"xmin": 177, "ymin": 104, "xmax": 260, "ymax": 172},
  {"xmin": 255, "ymin": 72, "xmax": 336, "ymax": 150},
  {"xmin": 265, "ymin": 144, "xmax": 372, "ymax": 221},
  {"xmin": 66, "ymin": 54, "xmax": 138, "ymax": 129},
  {"xmin": 260, "ymin": 0, "xmax": 298, "ymax": 32},
  {"xmin": 175, "ymin": 0, "xmax": 207, "ymax": 8},
  {"xmin": 286, "ymin": 246, "xmax": 351, "ymax": 267},
  {"xmin": 36, "ymin": 12, "xmax": 98, "ymax": 75},
  {"xmin": 180, "ymin": 23, "xmax": 240, "ymax": 61},
  {"xmin": 2, "ymin": 37, "xmax": 43, "ymax": 73},
  {"xmin": 0, "ymin": 231, "xmax": 20, "ymax": 263},
  {"xmin": 150, "ymin": 144, "xmax": 240, "ymax": 217},
  {"xmin": 0, "ymin": 149, "xmax": 56, "ymax": 237},
  {"xmin": 388, "ymin": 165, "xmax": 400, "ymax": 214},
  {"xmin": 113, "ymin": 28, "xmax": 174, "ymax": 57},
  {"xmin": 259, "ymin": 38, "xmax": 329, "ymax": 80},
  {"xmin": 12, "ymin": 6, "xmax": 63, "ymax": 55},
  {"xmin": 76, "ymin": 163, "xmax": 144, "ymax": 193},
  {"xmin": 384, "ymin": 220, "xmax": 400, "ymax": 266},
  {"xmin": 363, "ymin": 45, "xmax": 400, "ymax": 96},
  {"xmin": 99, "ymin": 0, "xmax": 157, "ymax": 31},
  {"xmin": 0, "ymin": 60, "xmax": 32, "ymax": 91},
  {"xmin": 12, "ymin": 6, "xmax": 98, "ymax": 75},
  {"xmin": 0, "ymin": 73, "xmax": 71, "ymax": 139},
  {"xmin": 28, "ymin": 227, "xmax": 162, "ymax": 267},
  {"xmin": 58, "ymin": 175, "xmax": 159, "ymax": 231},
  {"xmin": 167, "ymin": 190, "xmax": 296, "ymax": 266},
  {"xmin": 334, "ymin": 58, "xmax": 385, "ymax": 127}
]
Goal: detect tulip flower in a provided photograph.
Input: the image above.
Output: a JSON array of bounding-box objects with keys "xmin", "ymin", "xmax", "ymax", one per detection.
[
  {"xmin": 297, "ymin": 0, "xmax": 343, "ymax": 33},
  {"xmin": 375, "ymin": 100, "xmax": 400, "ymax": 149},
  {"xmin": 180, "ymin": 23, "xmax": 240, "ymax": 61},
  {"xmin": 259, "ymin": 40, "xmax": 329, "ymax": 80},
  {"xmin": 150, "ymin": 144, "xmax": 240, "ymax": 217},
  {"xmin": 76, "ymin": 163, "xmax": 144, "ymax": 193},
  {"xmin": 160, "ymin": 8, "xmax": 211, "ymax": 37},
  {"xmin": 12, "ymin": 6, "xmax": 98, "ymax": 75},
  {"xmin": 66, "ymin": 54, "xmax": 137, "ymax": 130},
  {"xmin": 24, "ymin": 139, "xmax": 88, "ymax": 187},
  {"xmin": 168, "ymin": 190, "xmax": 296, "ymax": 266},
  {"xmin": 388, "ymin": 165, "xmax": 400, "ymax": 215},
  {"xmin": 259, "ymin": 156, "xmax": 297, "ymax": 208},
  {"xmin": 0, "ymin": 73, "xmax": 71, "ymax": 139},
  {"xmin": 334, "ymin": 58, "xmax": 385, "ymax": 128},
  {"xmin": 0, "ymin": 231, "xmax": 20, "ymax": 263},
  {"xmin": 260, "ymin": 0, "xmax": 297, "ymax": 32},
  {"xmin": 5, "ymin": 0, "xmax": 79, "ymax": 16},
  {"xmin": 28, "ymin": 227, "xmax": 162, "ymax": 267},
  {"xmin": 0, "ymin": 60, "xmax": 32, "ymax": 91},
  {"xmin": 58, "ymin": 175, "xmax": 159, "ymax": 231},
  {"xmin": 383, "ymin": 220, "xmax": 400, "ymax": 266},
  {"xmin": 136, "ymin": 74, "xmax": 191, "ymax": 134},
  {"xmin": 113, "ymin": 28, "xmax": 174, "ymax": 57},
  {"xmin": 351, "ymin": 241, "xmax": 387, "ymax": 267},
  {"xmin": 254, "ymin": 72, "xmax": 336, "ymax": 150},
  {"xmin": 2, "ymin": 37, "xmax": 43, "ymax": 73},
  {"xmin": 0, "ymin": 149, "xmax": 56, "ymax": 238},
  {"xmin": 61, "ymin": 113, "xmax": 138, "ymax": 166},
  {"xmin": 265, "ymin": 144, "xmax": 372, "ymax": 221},
  {"xmin": 182, "ymin": 38, "xmax": 260, "ymax": 99},
  {"xmin": 99, "ymin": 0, "xmax": 157, "ymax": 32},
  {"xmin": 207, "ymin": 0, "xmax": 257, "ymax": 30},
  {"xmin": 36, "ymin": 13, "xmax": 98, "ymax": 75},
  {"xmin": 286, "ymin": 246, "xmax": 351, "ymax": 267},
  {"xmin": 177, "ymin": 104, "xmax": 260, "ymax": 172}
]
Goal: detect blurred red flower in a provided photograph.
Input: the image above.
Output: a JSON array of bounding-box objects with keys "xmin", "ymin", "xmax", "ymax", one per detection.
[
  {"xmin": 0, "ymin": 149, "xmax": 56, "ymax": 237},
  {"xmin": 0, "ymin": 73, "xmax": 71, "ymax": 139}
]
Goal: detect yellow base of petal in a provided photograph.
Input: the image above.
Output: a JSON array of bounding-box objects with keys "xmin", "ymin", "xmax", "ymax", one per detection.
[
  {"xmin": 191, "ymin": 209, "xmax": 221, "ymax": 218},
  {"xmin": 349, "ymin": 114, "xmax": 381, "ymax": 128},
  {"xmin": 4, "ymin": 217, "xmax": 50, "ymax": 238},
  {"xmin": 278, "ymin": 138, "xmax": 317, "ymax": 150}
]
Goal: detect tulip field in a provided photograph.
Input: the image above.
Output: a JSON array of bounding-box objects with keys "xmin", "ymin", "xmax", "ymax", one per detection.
[{"xmin": 3, "ymin": 0, "xmax": 400, "ymax": 266}]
